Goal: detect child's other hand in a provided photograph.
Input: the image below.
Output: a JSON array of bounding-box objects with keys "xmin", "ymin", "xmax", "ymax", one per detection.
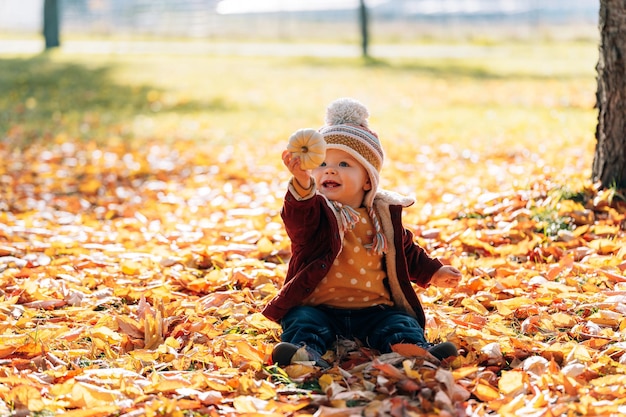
[
  {"xmin": 431, "ymin": 266, "xmax": 461, "ymax": 288},
  {"xmin": 282, "ymin": 150, "xmax": 311, "ymax": 188}
]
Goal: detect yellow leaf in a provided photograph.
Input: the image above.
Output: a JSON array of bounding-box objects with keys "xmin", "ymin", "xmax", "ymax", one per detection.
[
  {"xmin": 69, "ymin": 382, "xmax": 120, "ymax": 408},
  {"xmin": 319, "ymin": 374, "xmax": 335, "ymax": 393},
  {"xmin": 90, "ymin": 326, "xmax": 122, "ymax": 343},
  {"xmin": 590, "ymin": 374, "xmax": 626, "ymax": 387},
  {"xmin": 175, "ymin": 388, "xmax": 223, "ymax": 405},
  {"xmin": 244, "ymin": 312, "xmax": 282, "ymax": 331},
  {"xmin": 551, "ymin": 311, "xmax": 577, "ymax": 328},
  {"xmin": 78, "ymin": 178, "xmax": 101, "ymax": 194},
  {"xmin": 461, "ymin": 297, "xmax": 489, "ymax": 315},
  {"xmin": 143, "ymin": 305, "xmax": 164, "ymax": 350},
  {"xmin": 232, "ymin": 340, "xmax": 265, "ymax": 363},
  {"xmin": 588, "ymin": 310, "xmax": 622, "ymax": 327},
  {"xmin": 233, "ymin": 395, "xmax": 265, "ymax": 412},
  {"xmin": 121, "ymin": 260, "xmax": 142, "ymax": 275},
  {"xmin": 266, "ymin": 398, "xmax": 311, "ymax": 414},
  {"xmin": 148, "ymin": 372, "xmax": 192, "ymax": 393},
  {"xmin": 284, "ymin": 363, "xmax": 317, "ymax": 379},
  {"xmin": 61, "ymin": 407, "xmax": 121, "ymax": 417},
  {"xmin": 588, "ymin": 238, "xmax": 619, "ymax": 254},
  {"xmin": 452, "ymin": 366, "xmax": 480, "ymax": 380},
  {"xmin": 402, "ymin": 360, "xmax": 423, "ymax": 380},
  {"xmin": 256, "ymin": 236, "xmax": 274, "ymax": 255},
  {"xmin": 566, "ymin": 344, "xmax": 593, "ymax": 362},
  {"xmin": 129, "ymin": 349, "xmax": 159, "ymax": 362},
  {"xmin": 492, "ymin": 297, "xmax": 534, "ymax": 316},
  {"xmin": 116, "ymin": 315, "xmax": 143, "ymax": 338},
  {"xmin": 238, "ymin": 375, "xmax": 277, "ymax": 400},
  {"xmin": 472, "ymin": 381, "xmax": 501, "ymax": 401},
  {"xmin": 6, "ymin": 385, "xmax": 44, "ymax": 412},
  {"xmin": 204, "ymin": 378, "xmax": 235, "ymax": 393},
  {"xmin": 498, "ymin": 370, "xmax": 526, "ymax": 396}
]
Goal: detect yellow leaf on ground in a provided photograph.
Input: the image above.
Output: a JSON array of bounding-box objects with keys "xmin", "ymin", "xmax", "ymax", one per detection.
[
  {"xmin": 256, "ymin": 236, "xmax": 275, "ymax": 255},
  {"xmin": 588, "ymin": 239, "xmax": 620, "ymax": 255},
  {"xmin": 6, "ymin": 385, "xmax": 44, "ymax": 412},
  {"xmin": 588, "ymin": 310, "xmax": 622, "ymax": 326},
  {"xmin": 498, "ymin": 370, "xmax": 526, "ymax": 396},
  {"xmin": 238, "ymin": 374, "xmax": 277, "ymax": 400},
  {"xmin": 90, "ymin": 326, "xmax": 123, "ymax": 344},
  {"xmin": 121, "ymin": 260, "xmax": 142, "ymax": 275},
  {"xmin": 551, "ymin": 311, "xmax": 578, "ymax": 328},
  {"xmin": 589, "ymin": 374, "xmax": 626, "ymax": 388},
  {"xmin": 78, "ymin": 179, "xmax": 102, "ymax": 194},
  {"xmin": 492, "ymin": 297, "xmax": 534, "ymax": 316},
  {"xmin": 69, "ymin": 382, "xmax": 121, "ymax": 408},
  {"xmin": 232, "ymin": 340, "xmax": 265, "ymax": 363},
  {"xmin": 61, "ymin": 407, "xmax": 121, "ymax": 417},
  {"xmin": 452, "ymin": 366, "xmax": 480, "ymax": 380},
  {"xmin": 566, "ymin": 344, "xmax": 593, "ymax": 362},
  {"xmin": 472, "ymin": 381, "xmax": 501, "ymax": 401},
  {"xmin": 233, "ymin": 395, "xmax": 280, "ymax": 414},
  {"xmin": 461, "ymin": 297, "xmax": 490, "ymax": 315},
  {"xmin": 318, "ymin": 373, "xmax": 339, "ymax": 394}
]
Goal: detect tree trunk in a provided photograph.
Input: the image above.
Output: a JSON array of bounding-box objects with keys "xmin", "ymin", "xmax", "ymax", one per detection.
[
  {"xmin": 43, "ymin": 0, "xmax": 60, "ymax": 49},
  {"xmin": 593, "ymin": 0, "xmax": 626, "ymax": 189},
  {"xmin": 359, "ymin": 0, "xmax": 369, "ymax": 58}
]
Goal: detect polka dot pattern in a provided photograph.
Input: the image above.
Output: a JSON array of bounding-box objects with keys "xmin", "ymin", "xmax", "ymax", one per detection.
[{"xmin": 304, "ymin": 207, "xmax": 392, "ymax": 309}]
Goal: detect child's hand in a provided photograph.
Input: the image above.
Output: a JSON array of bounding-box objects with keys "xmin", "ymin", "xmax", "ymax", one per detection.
[
  {"xmin": 282, "ymin": 150, "xmax": 312, "ymax": 189},
  {"xmin": 431, "ymin": 266, "xmax": 461, "ymax": 288}
]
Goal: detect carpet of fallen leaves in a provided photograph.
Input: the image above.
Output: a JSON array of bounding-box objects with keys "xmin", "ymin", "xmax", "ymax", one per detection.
[{"xmin": 1, "ymin": 136, "xmax": 626, "ymax": 417}]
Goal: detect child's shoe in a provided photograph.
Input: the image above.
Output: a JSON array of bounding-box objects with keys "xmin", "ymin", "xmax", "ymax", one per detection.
[
  {"xmin": 271, "ymin": 342, "xmax": 330, "ymax": 369},
  {"xmin": 427, "ymin": 341, "xmax": 458, "ymax": 360}
]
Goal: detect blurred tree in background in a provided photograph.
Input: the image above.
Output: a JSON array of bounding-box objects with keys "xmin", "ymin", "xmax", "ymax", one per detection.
[
  {"xmin": 43, "ymin": 0, "xmax": 60, "ymax": 49},
  {"xmin": 359, "ymin": 0, "xmax": 369, "ymax": 58},
  {"xmin": 593, "ymin": 0, "xmax": 626, "ymax": 189}
]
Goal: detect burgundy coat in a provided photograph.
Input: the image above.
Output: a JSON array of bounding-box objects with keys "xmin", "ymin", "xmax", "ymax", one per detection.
[{"xmin": 261, "ymin": 185, "xmax": 443, "ymax": 329}]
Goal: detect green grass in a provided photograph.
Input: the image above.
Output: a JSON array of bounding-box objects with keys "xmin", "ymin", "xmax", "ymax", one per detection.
[{"xmin": 0, "ymin": 39, "xmax": 598, "ymax": 169}]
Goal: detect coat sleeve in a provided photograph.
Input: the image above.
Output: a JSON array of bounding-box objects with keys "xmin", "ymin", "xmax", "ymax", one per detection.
[
  {"xmin": 402, "ymin": 227, "xmax": 443, "ymax": 288},
  {"xmin": 263, "ymin": 191, "xmax": 339, "ymax": 323},
  {"xmin": 281, "ymin": 189, "xmax": 328, "ymax": 246}
]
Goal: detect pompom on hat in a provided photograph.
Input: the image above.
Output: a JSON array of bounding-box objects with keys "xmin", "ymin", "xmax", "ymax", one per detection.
[{"xmin": 318, "ymin": 98, "xmax": 387, "ymax": 253}]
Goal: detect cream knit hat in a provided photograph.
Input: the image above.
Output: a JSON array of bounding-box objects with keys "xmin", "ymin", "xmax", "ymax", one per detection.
[{"xmin": 319, "ymin": 98, "xmax": 387, "ymax": 253}]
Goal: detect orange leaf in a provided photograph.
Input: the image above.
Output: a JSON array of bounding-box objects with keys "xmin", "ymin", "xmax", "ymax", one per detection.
[
  {"xmin": 233, "ymin": 340, "xmax": 265, "ymax": 363},
  {"xmin": 391, "ymin": 343, "xmax": 429, "ymax": 358},
  {"xmin": 372, "ymin": 360, "xmax": 406, "ymax": 380},
  {"xmin": 397, "ymin": 378, "xmax": 420, "ymax": 392}
]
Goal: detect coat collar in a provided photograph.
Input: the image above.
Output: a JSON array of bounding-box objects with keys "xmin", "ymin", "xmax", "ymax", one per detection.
[{"xmin": 373, "ymin": 189, "xmax": 415, "ymax": 208}]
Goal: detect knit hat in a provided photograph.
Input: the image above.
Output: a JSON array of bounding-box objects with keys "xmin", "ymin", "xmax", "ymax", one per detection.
[{"xmin": 318, "ymin": 98, "xmax": 387, "ymax": 253}]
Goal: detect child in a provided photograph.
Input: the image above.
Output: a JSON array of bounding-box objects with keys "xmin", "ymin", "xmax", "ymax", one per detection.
[{"xmin": 262, "ymin": 98, "xmax": 462, "ymax": 368}]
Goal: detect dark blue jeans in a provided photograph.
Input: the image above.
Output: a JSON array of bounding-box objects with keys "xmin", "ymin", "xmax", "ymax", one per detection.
[{"xmin": 280, "ymin": 305, "xmax": 429, "ymax": 356}]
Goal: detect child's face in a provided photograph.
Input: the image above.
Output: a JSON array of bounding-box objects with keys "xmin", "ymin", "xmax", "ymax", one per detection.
[{"xmin": 312, "ymin": 149, "xmax": 371, "ymax": 208}]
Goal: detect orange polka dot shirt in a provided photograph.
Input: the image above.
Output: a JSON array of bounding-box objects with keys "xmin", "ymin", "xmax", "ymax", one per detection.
[{"xmin": 304, "ymin": 207, "xmax": 394, "ymax": 309}]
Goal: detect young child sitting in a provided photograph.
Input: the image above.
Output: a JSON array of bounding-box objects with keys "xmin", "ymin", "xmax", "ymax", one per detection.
[{"xmin": 262, "ymin": 98, "xmax": 462, "ymax": 368}]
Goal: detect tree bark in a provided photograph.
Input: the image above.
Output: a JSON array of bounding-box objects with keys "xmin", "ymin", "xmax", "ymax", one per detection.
[
  {"xmin": 359, "ymin": 0, "xmax": 369, "ymax": 58},
  {"xmin": 43, "ymin": 0, "xmax": 60, "ymax": 49},
  {"xmin": 593, "ymin": 0, "xmax": 626, "ymax": 189}
]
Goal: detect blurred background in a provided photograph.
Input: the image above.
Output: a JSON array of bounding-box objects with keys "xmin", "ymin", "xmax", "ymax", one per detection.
[
  {"xmin": 1, "ymin": 0, "xmax": 598, "ymax": 49},
  {"xmin": 0, "ymin": 0, "xmax": 601, "ymax": 200}
]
